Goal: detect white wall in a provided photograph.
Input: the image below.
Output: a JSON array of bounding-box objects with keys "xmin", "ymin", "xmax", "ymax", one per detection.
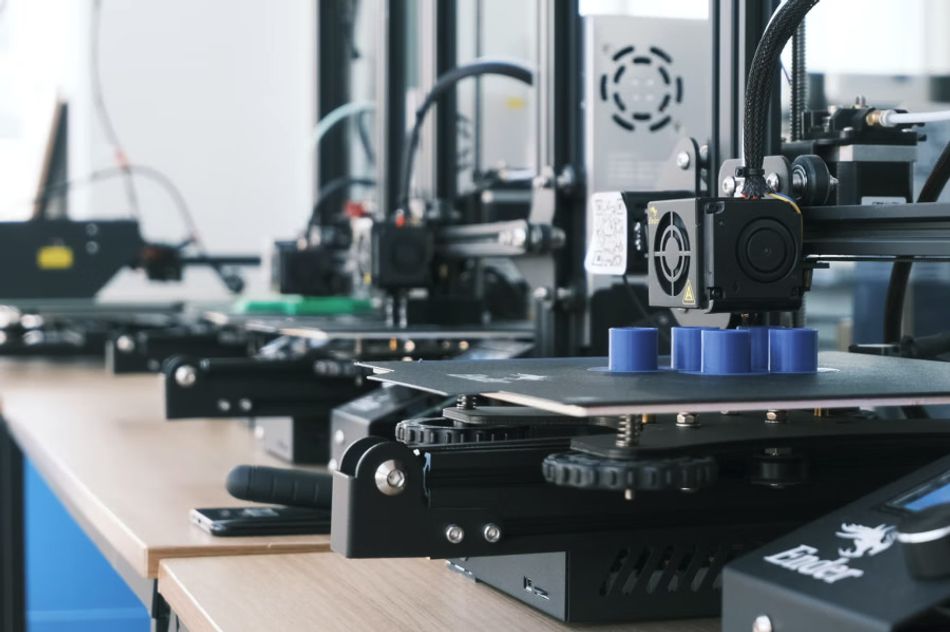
[{"xmin": 3, "ymin": 0, "xmax": 316, "ymax": 301}]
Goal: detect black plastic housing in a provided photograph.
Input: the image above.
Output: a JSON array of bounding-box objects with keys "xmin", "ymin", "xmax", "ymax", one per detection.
[{"xmin": 646, "ymin": 197, "xmax": 804, "ymax": 313}]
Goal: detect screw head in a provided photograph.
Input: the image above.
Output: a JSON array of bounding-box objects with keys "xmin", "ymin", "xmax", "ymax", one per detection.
[
  {"xmin": 676, "ymin": 151, "xmax": 691, "ymax": 169},
  {"xmin": 765, "ymin": 409, "xmax": 788, "ymax": 423},
  {"xmin": 676, "ymin": 412, "xmax": 699, "ymax": 427},
  {"xmin": 752, "ymin": 615, "xmax": 773, "ymax": 632},
  {"xmin": 374, "ymin": 459, "xmax": 407, "ymax": 496},
  {"xmin": 238, "ymin": 398, "xmax": 253, "ymax": 412},
  {"xmin": 217, "ymin": 399, "xmax": 232, "ymax": 413},
  {"xmin": 174, "ymin": 365, "xmax": 197, "ymax": 388},
  {"xmin": 445, "ymin": 524, "xmax": 465, "ymax": 544},
  {"xmin": 533, "ymin": 286, "xmax": 552, "ymax": 301},
  {"xmin": 482, "ymin": 523, "xmax": 502, "ymax": 543},
  {"xmin": 765, "ymin": 172, "xmax": 781, "ymax": 192},
  {"xmin": 333, "ymin": 429, "xmax": 345, "ymax": 445},
  {"xmin": 115, "ymin": 335, "xmax": 135, "ymax": 353},
  {"xmin": 721, "ymin": 176, "xmax": 737, "ymax": 195}
]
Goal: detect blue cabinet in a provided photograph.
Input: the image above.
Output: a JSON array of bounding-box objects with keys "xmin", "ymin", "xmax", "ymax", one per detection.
[{"xmin": 24, "ymin": 461, "xmax": 148, "ymax": 632}]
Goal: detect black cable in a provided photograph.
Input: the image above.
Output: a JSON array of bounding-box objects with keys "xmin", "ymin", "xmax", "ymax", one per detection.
[
  {"xmin": 355, "ymin": 108, "xmax": 376, "ymax": 166},
  {"xmin": 883, "ymin": 139, "xmax": 950, "ymax": 343},
  {"xmin": 740, "ymin": 0, "xmax": 820, "ymax": 198},
  {"xmin": 308, "ymin": 176, "xmax": 375, "ymax": 234},
  {"xmin": 396, "ymin": 60, "xmax": 533, "ymax": 214},
  {"xmin": 91, "ymin": 0, "xmax": 141, "ymax": 219}
]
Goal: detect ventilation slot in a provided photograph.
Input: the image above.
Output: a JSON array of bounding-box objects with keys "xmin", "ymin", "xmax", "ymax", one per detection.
[
  {"xmin": 598, "ymin": 548, "xmax": 631, "ymax": 596},
  {"xmin": 599, "ymin": 43, "xmax": 683, "ymax": 133}
]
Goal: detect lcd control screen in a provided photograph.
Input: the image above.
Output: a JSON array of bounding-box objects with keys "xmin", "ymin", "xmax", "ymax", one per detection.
[{"xmin": 887, "ymin": 470, "xmax": 950, "ymax": 513}]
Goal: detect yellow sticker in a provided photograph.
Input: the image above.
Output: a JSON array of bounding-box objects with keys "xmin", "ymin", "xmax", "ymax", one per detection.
[
  {"xmin": 647, "ymin": 206, "xmax": 660, "ymax": 225},
  {"xmin": 37, "ymin": 246, "xmax": 74, "ymax": 270},
  {"xmin": 682, "ymin": 279, "xmax": 696, "ymax": 306}
]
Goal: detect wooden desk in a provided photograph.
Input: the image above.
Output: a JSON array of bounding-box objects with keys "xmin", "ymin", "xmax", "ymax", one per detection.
[
  {"xmin": 0, "ymin": 358, "xmax": 329, "ymax": 613},
  {"xmin": 159, "ymin": 554, "xmax": 719, "ymax": 632}
]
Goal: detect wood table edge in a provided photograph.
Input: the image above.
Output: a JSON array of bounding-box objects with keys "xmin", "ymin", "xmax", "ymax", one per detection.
[
  {"xmin": 5, "ymin": 411, "xmax": 154, "ymax": 576},
  {"xmin": 158, "ymin": 559, "xmax": 222, "ymax": 632},
  {"xmin": 147, "ymin": 541, "xmax": 332, "ymax": 576}
]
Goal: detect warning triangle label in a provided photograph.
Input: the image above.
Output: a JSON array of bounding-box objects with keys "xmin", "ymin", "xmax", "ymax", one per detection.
[{"xmin": 682, "ymin": 280, "xmax": 696, "ymax": 306}]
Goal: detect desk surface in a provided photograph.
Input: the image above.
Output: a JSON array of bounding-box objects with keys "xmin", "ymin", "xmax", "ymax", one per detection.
[
  {"xmin": 159, "ymin": 554, "xmax": 720, "ymax": 632},
  {"xmin": 0, "ymin": 358, "xmax": 329, "ymax": 580}
]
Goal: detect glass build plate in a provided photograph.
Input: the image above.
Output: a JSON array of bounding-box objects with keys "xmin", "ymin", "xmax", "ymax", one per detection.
[{"xmin": 359, "ymin": 351, "xmax": 950, "ymax": 416}]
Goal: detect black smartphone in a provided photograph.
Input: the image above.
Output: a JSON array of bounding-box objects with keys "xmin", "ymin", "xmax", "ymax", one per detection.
[{"xmin": 190, "ymin": 506, "xmax": 331, "ymax": 537}]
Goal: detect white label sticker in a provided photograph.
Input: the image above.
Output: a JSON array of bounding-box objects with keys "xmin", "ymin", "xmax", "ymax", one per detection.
[
  {"xmin": 860, "ymin": 196, "xmax": 906, "ymax": 206},
  {"xmin": 585, "ymin": 192, "xmax": 628, "ymax": 275}
]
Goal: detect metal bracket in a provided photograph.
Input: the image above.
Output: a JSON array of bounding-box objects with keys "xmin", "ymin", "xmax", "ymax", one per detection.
[{"xmin": 163, "ymin": 355, "xmax": 372, "ymax": 419}]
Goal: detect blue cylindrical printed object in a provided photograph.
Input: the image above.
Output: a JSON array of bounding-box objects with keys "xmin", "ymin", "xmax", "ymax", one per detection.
[
  {"xmin": 671, "ymin": 327, "xmax": 707, "ymax": 372},
  {"xmin": 769, "ymin": 327, "xmax": 819, "ymax": 373},
  {"xmin": 738, "ymin": 326, "xmax": 770, "ymax": 372},
  {"xmin": 701, "ymin": 329, "xmax": 752, "ymax": 375},
  {"xmin": 608, "ymin": 327, "xmax": 658, "ymax": 372}
]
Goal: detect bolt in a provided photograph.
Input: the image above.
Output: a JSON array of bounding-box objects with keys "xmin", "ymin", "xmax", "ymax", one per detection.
[
  {"xmin": 510, "ymin": 227, "xmax": 528, "ymax": 247},
  {"xmin": 147, "ymin": 360, "xmax": 160, "ymax": 372},
  {"xmin": 445, "ymin": 524, "xmax": 465, "ymax": 544},
  {"xmin": 217, "ymin": 399, "xmax": 232, "ymax": 413},
  {"xmin": 333, "ymin": 429, "xmax": 345, "ymax": 445},
  {"xmin": 752, "ymin": 615, "xmax": 773, "ymax": 632},
  {"xmin": 533, "ymin": 286, "xmax": 552, "ymax": 301},
  {"xmin": 238, "ymin": 398, "xmax": 253, "ymax": 412},
  {"xmin": 20, "ymin": 314, "xmax": 43, "ymax": 329},
  {"xmin": 457, "ymin": 394, "xmax": 478, "ymax": 410},
  {"xmin": 765, "ymin": 410, "xmax": 787, "ymax": 423},
  {"xmin": 374, "ymin": 459, "xmax": 407, "ymax": 496},
  {"xmin": 676, "ymin": 412, "xmax": 700, "ymax": 427},
  {"xmin": 174, "ymin": 365, "xmax": 197, "ymax": 388},
  {"xmin": 765, "ymin": 172, "xmax": 781, "ymax": 192},
  {"xmin": 482, "ymin": 523, "xmax": 502, "ymax": 543},
  {"xmin": 721, "ymin": 176, "xmax": 737, "ymax": 196},
  {"xmin": 86, "ymin": 241, "xmax": 99, "ymax": 255},
  {"xmin": 676, "ymin": 151, "xmax": 691, "ymax": 170},
  {"xmin": 624, "ymin": 489, "xmax": 635, "ymax": 501},
  {"xmin": 115, "ymin": 335, "xmax": 135, "ymax": 353},
  {"xmin": 698, "ymin": 144, "xmax": 709, "ymax": 164},
  {"xmin": 327, "ymin": 458, "xmax": 338, "ymax": 471}
]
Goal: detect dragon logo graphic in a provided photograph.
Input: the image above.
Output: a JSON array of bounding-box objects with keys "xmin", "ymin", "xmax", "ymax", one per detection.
[{"xmin": 835, "ymin": 523, "xmax": 896, "ymax": 559}]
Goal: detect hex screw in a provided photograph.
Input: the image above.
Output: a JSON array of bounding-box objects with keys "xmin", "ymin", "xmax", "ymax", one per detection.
[
  {"xmin": 174, "ymin": 365, "xmax": 197, "ymax": 388},
  {"xmin": 676, "ymin": 412, "xmax": 700, "ymax": 428},
  {"xmin": 765, "ymin": 410, "xmax": 788, "ymax": 423},
  {"xmin": 482, "ymin": 523, "xmax": 502, "ymax": 543},
  {"xmin": 374, "ymin": 459, "xmax": 407, "ymax": 496},
  {"xmin": 445, "ymin": 524, "xmax": 465, "ymax": 544}
]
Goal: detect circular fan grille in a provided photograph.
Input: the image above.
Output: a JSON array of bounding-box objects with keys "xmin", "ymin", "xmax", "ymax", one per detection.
[
  {"xmin": 599, "ymin": 45, "xmax": 683, "ymax": 133},
  {"xmin": 652, "ymin": 211, "xmax": 691, "ymax": 297}
]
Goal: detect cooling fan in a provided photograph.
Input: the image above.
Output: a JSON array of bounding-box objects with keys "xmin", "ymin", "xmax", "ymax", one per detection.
[
  {"xmin": 647, "ymin": 198, "xmax": 805, "ymax": 313},
  {"xmin": 648, "ymin": 203, "xmax": 699, "ymax": 308},
  {"xmin": 599, "ymin": 44, "xmax": 683, "ymax": 134},
  {"xmin": 652, "ymin": 208, "xmax": 693, "ymax": 299}
]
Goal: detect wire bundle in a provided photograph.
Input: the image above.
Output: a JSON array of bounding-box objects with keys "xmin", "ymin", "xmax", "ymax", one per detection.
[
  {"xmin": 741, "ymin": 0, "xmax": 820, "ymax": 198},
  {"xmin": 397, "ymin": 59, "xmax": 533, "ymax": 214}
]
